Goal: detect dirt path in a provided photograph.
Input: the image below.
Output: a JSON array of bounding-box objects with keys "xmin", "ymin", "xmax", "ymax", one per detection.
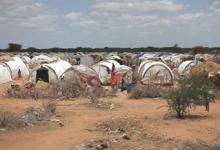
[{"xmin": 0, "ymin": 93, "xmax": 220, "ymax": 150}]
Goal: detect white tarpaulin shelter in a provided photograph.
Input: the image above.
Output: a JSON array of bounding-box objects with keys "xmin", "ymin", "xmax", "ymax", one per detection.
[
  {"xmin": 92, "ymin": 60, "xmax": 121, "ymax": 84},
  {"xmin": 106, "ymin": 55, "xmax": 121, "ymax": 60},
  {"xmin": 14, "ymin": 56, "xmax": 31, "ymax": 63},
  {"xmin": 79, "ymin": 55, "xmax": 94, "ymax": 66},
  {"xmin": 0, "ymin": 64, "xmax": 12, "ymax": 84},
  {"xmin": 31, "ymin": 54, "xmax": 59, "ymax": 63},
  {"xmin": 138, "ymin": 61, "xmax": 174, "ymax": 85},
  {"xmin": 178, "ymin": 60, "xmax": 194, "ymax": 75},
  {"xmin": 3, "ymin": 58, "xmax": 29, "ymax": 79},
  {"xmin": 29, "ymin": 60, "xmax": 72, "ymax": 83}
]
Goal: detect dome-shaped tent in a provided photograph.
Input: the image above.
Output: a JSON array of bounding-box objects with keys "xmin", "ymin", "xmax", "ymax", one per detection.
[
  {"xmin": 79, "ymin": 55, "xmax": 94, "ymax": 66},
  {"xmin": 138, "ymin": 61, "xmax": 174, "ymax": 85},
  {"xmin": 92, "ymin": 60, "xmax": 121, "ymax": 84},
  {"xmin": 116, "ymin": 65, "xmax": 133, "ymax": 84},
  {"xmin": 60, "ymin": 67, "xmax": 81, "ymax": 82},
  {"xmin": 29, "ymin": 60, "xmax": 72, "ymax": 83},
  {"xmin": 0, "ymin": 64, "xmax": 12, "ymax": 84},
  {"xmin": 3, "ymin": 58, "xmax": 29, "ymax": 79},
  {"xmin": 13, "ymin": 56, "xmax": 31, "ymax": 63},
  {"xmin": 72, "ymin": 65, "xmax": 101, "ymax": 86},
  {"xmin": 178, "ymin": 60, "xmax": 195, "ymax": 76},
  {"xmin": 31, "ymin": 54, "xmax": 59, "ymax": 63}
]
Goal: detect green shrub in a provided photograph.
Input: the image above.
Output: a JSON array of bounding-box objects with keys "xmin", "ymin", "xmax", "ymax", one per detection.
[{"xmin": 166, "ymin": 76, "xmax": 217, "ymax": 118}]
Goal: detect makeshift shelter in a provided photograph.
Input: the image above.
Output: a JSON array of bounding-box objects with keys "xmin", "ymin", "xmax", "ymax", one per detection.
[
  {"xmin": 0, "ymin": 64, "xmax": 12, "ymax": 84},
  {"xmin": 92, "ymin": 60, "xmax": 121, "ymax": 84},
  {"xmin": 60, "ymin": 67, "xmax": 81, "ymax": 82},
  {"xmin": 116, "ymin": 65, "xmax": 133, "ymax": 84},
  {"xmin": 106, "ymin": 55, "xmax": 121, "ymax": 61},
  {"xmin": 14, "ymin": 56, "xmax": 31, "ymax": 63},
  {"xmin": 0, "ymin": 53, "xmax": 13, "ymax": 62},
  {"xmin": 139, "ymin": 52, "xmax": 158, "ymax": 60},
  {"xmin": 138, "ymin": 61, "xmax": 174, "ymax": 85},
  {"xmin": 79, "ymin": 55, "xmax": 94, "ymax": 66},
  {"xmin": 29, "ymin": 60, "xmax": 72, "ymax": 83},
  {"xmin": 31, "ymin": 54, "xmax": 56, "ymax": 63},
  {"xmin": 3, "ymin": 58, "xmax": 29, "ymax": 79},
  {"xmin": 73, "ymin": 65, "xmax": 101, "ymax": 86},
  {"xmin": 178, "ymin": 60, "xmax": 195, "ymax": 76}
]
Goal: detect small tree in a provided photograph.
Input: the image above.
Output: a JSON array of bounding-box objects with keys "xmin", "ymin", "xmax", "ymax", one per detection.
[
  {"xmin": 166, "ymin": 76, "xmax": 217, "ymax": 118},
  {"xmin": 7, "ymin": 43, "xmax": 22, "ymax": 51}
]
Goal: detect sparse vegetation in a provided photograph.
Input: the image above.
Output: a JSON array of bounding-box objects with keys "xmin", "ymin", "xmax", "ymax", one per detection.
[
  {"xmin": 7, "ymin": 79, "xmax": 87, "ymax": 100},
  {"xmin": 128, "ymin": 83, "xmax": 163, "ymax": 99},
  {"xmin": 166, "ymin": 76, "xmax": 217, "ymax": 118},
  {"xmin": 0, "ymin": 111, "xmax": 26, "ymax": 129},
  {"xmin": 0, "ymin": 101, "xmax": 57, "ymax": 130}
]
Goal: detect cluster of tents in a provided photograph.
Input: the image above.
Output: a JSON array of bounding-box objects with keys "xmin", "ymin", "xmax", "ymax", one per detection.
[{"xmin": 0, "ymin": 52, "xmax": 219, "ymax": 88}]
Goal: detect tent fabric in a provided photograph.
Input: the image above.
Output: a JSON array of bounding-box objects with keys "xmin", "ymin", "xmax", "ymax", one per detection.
[
  {"xmin": 32, "ymin": 54, "xmax": 55, "ymax": 63},
  {"xmin": 106, "ymin": 55, "xmax": 121, "ymax": 60},
  {"xmin": 0, "ymin": 64, "xmax": 12, "ymax": 84},
  {"xmin": 79, "ymin": 55, "xmax": 94, "ymax": 66},
  {"xmin": 4, "ymin": 59, "xmax": 29, "ymax": 79},
  {"xmin": 73, "ymin": 65, "xmax": 101, "ymax": 86},
  {"xmin": 138, "ymin": 60, "xmax": 153, "ymax": 75},
  {"xmin": 73, "ymin": 65, "xmax": 97, "ymax": 77},
  {"xmin": 178, "ymin": 60, "xmax": 195, "ymax": 75},
  {"xmin": 92, "ymin": 65, "xmax": 110, "ymax": 84},
  {"xmin": 92, "ymin": 60, "xmax": 132, "ymax": 85},
  {"xmin": 61, "ymin": 67, "xmax": 81, "ymax": 82},
  {"xmin": 116, "ymin": 65, "xmax": 132, "ymax": 84},
  {"xmin": 106, "ymin": 60, "xmax": 121, "ymax": 69},
  {"xmin": 44, "ymin": 60, "xmax": 72, "ymax": 79},
  {"xmin": 92, "ymin": 60, "xmax": 121, "ymax": 84},
  {"xmin": 29, "ymin": 60, "xmax": 72, "ymax": 83},
  {"xmin": 13, "ymin": 56, "xmax": 31, "ymax": 63},
  {"xmin": 139, "ymin": 61, "xmax": 174, "ymax": 85}
]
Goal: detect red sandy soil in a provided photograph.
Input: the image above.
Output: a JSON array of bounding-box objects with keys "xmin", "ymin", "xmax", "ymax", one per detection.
[{"xmin": 0, "ymin": 84, "xmax": 220, "ymax": 150}]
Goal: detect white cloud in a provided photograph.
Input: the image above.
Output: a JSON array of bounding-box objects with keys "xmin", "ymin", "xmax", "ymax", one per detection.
[
  {"xmin": 206, "ymin": 1, "xmax": 220, "ymax": 11},
  {"xmin": 0, "ymin": 0, "xmax": 58, "ymax": 29},
  {"xmin": 64, "ymin": 12, "xmax": 83, "ymax": 21},
  {"xmin": 93, "ymin": 0, "xmax": 184, "ymax": 14},
  {"xmin": 64, "ymin": 11, "xmax": 98, "ymax": 28},
  {"xmin": 177, "ymin": 13, "xmax": 204, "ymax": 21}
]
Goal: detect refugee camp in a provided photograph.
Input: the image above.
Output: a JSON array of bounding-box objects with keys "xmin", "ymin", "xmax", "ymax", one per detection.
[{"xmin": 0, "ymin": 0, "xmax": 220, "ymax": 150}]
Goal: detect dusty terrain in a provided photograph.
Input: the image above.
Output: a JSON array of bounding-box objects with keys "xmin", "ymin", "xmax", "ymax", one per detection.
[{"xmin": 0, "ymin": 82, "xmax": 220, "ymax": 150}]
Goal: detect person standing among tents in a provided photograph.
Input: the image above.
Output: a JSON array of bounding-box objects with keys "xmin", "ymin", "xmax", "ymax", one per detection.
[
  {"xmin": 18, "ymin": 69, "xmax": 21, "ymax": 79},
  {"xmin": 111, "ymin": 63, "xmax": 118, "ymax": 92}
]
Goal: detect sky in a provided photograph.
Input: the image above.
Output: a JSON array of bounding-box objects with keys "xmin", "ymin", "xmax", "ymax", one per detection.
[{"xmin": 0, "ymin": 0, "xmax": 220, "ymax": 49}]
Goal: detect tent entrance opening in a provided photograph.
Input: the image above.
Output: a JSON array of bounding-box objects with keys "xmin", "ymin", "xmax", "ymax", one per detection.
[{"xmin": 36, "ymin": 69, "xmax": 49, "ymax": 82}]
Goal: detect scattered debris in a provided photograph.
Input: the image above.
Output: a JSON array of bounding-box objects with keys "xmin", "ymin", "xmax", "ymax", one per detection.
[
  {"xmin": 75, "ymin": 139, "xmax": 114, "ymax": 150},
  {"xmin": 121, "ymin": 133, "xmax": 130, "ymax": 140}
]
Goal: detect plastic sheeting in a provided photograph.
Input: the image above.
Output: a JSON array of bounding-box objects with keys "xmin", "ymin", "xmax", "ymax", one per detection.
[
  {"xmin": 139, "ymin": 61, "xmax": 174, "ymax": 85},
  {"xmin": 178, "ymin": 60, "xmax": 194, "ymax": 75},
  {"xmin": 0, "ymin": 64, "xmax": 12, "ymax": 84},
  {"xmin": 4, "ymin": 59, "xmax": 29, "ymax": 79},
  {"xmin": 29, "ymin": 60, "xmax": 72, "ymax": 83},
  {"xmin": 32, "ymin": 54, "xmax": 54, "ymax": 62},
  {"xmin": 44, "ymin": 60, "xmax": 72, "ymax": 79},
  {"xmin": 92, "ymin": 60, "xmax": 121, "ymax": 84}
]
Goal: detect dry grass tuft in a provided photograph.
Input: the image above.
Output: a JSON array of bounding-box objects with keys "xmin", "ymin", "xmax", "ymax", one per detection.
[
  {"xmin": 0, "ymin": 111, "xmax": 26, "ymax": 129},
  {"xmin": 128, "ymin": 83, "xmax": 163, "ymax": 99}
]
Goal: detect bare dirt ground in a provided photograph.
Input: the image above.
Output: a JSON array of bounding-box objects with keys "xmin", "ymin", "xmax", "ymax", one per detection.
[{"xmin": 0, "ymin": 83, "xmax": 220, "ymax": 150}]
